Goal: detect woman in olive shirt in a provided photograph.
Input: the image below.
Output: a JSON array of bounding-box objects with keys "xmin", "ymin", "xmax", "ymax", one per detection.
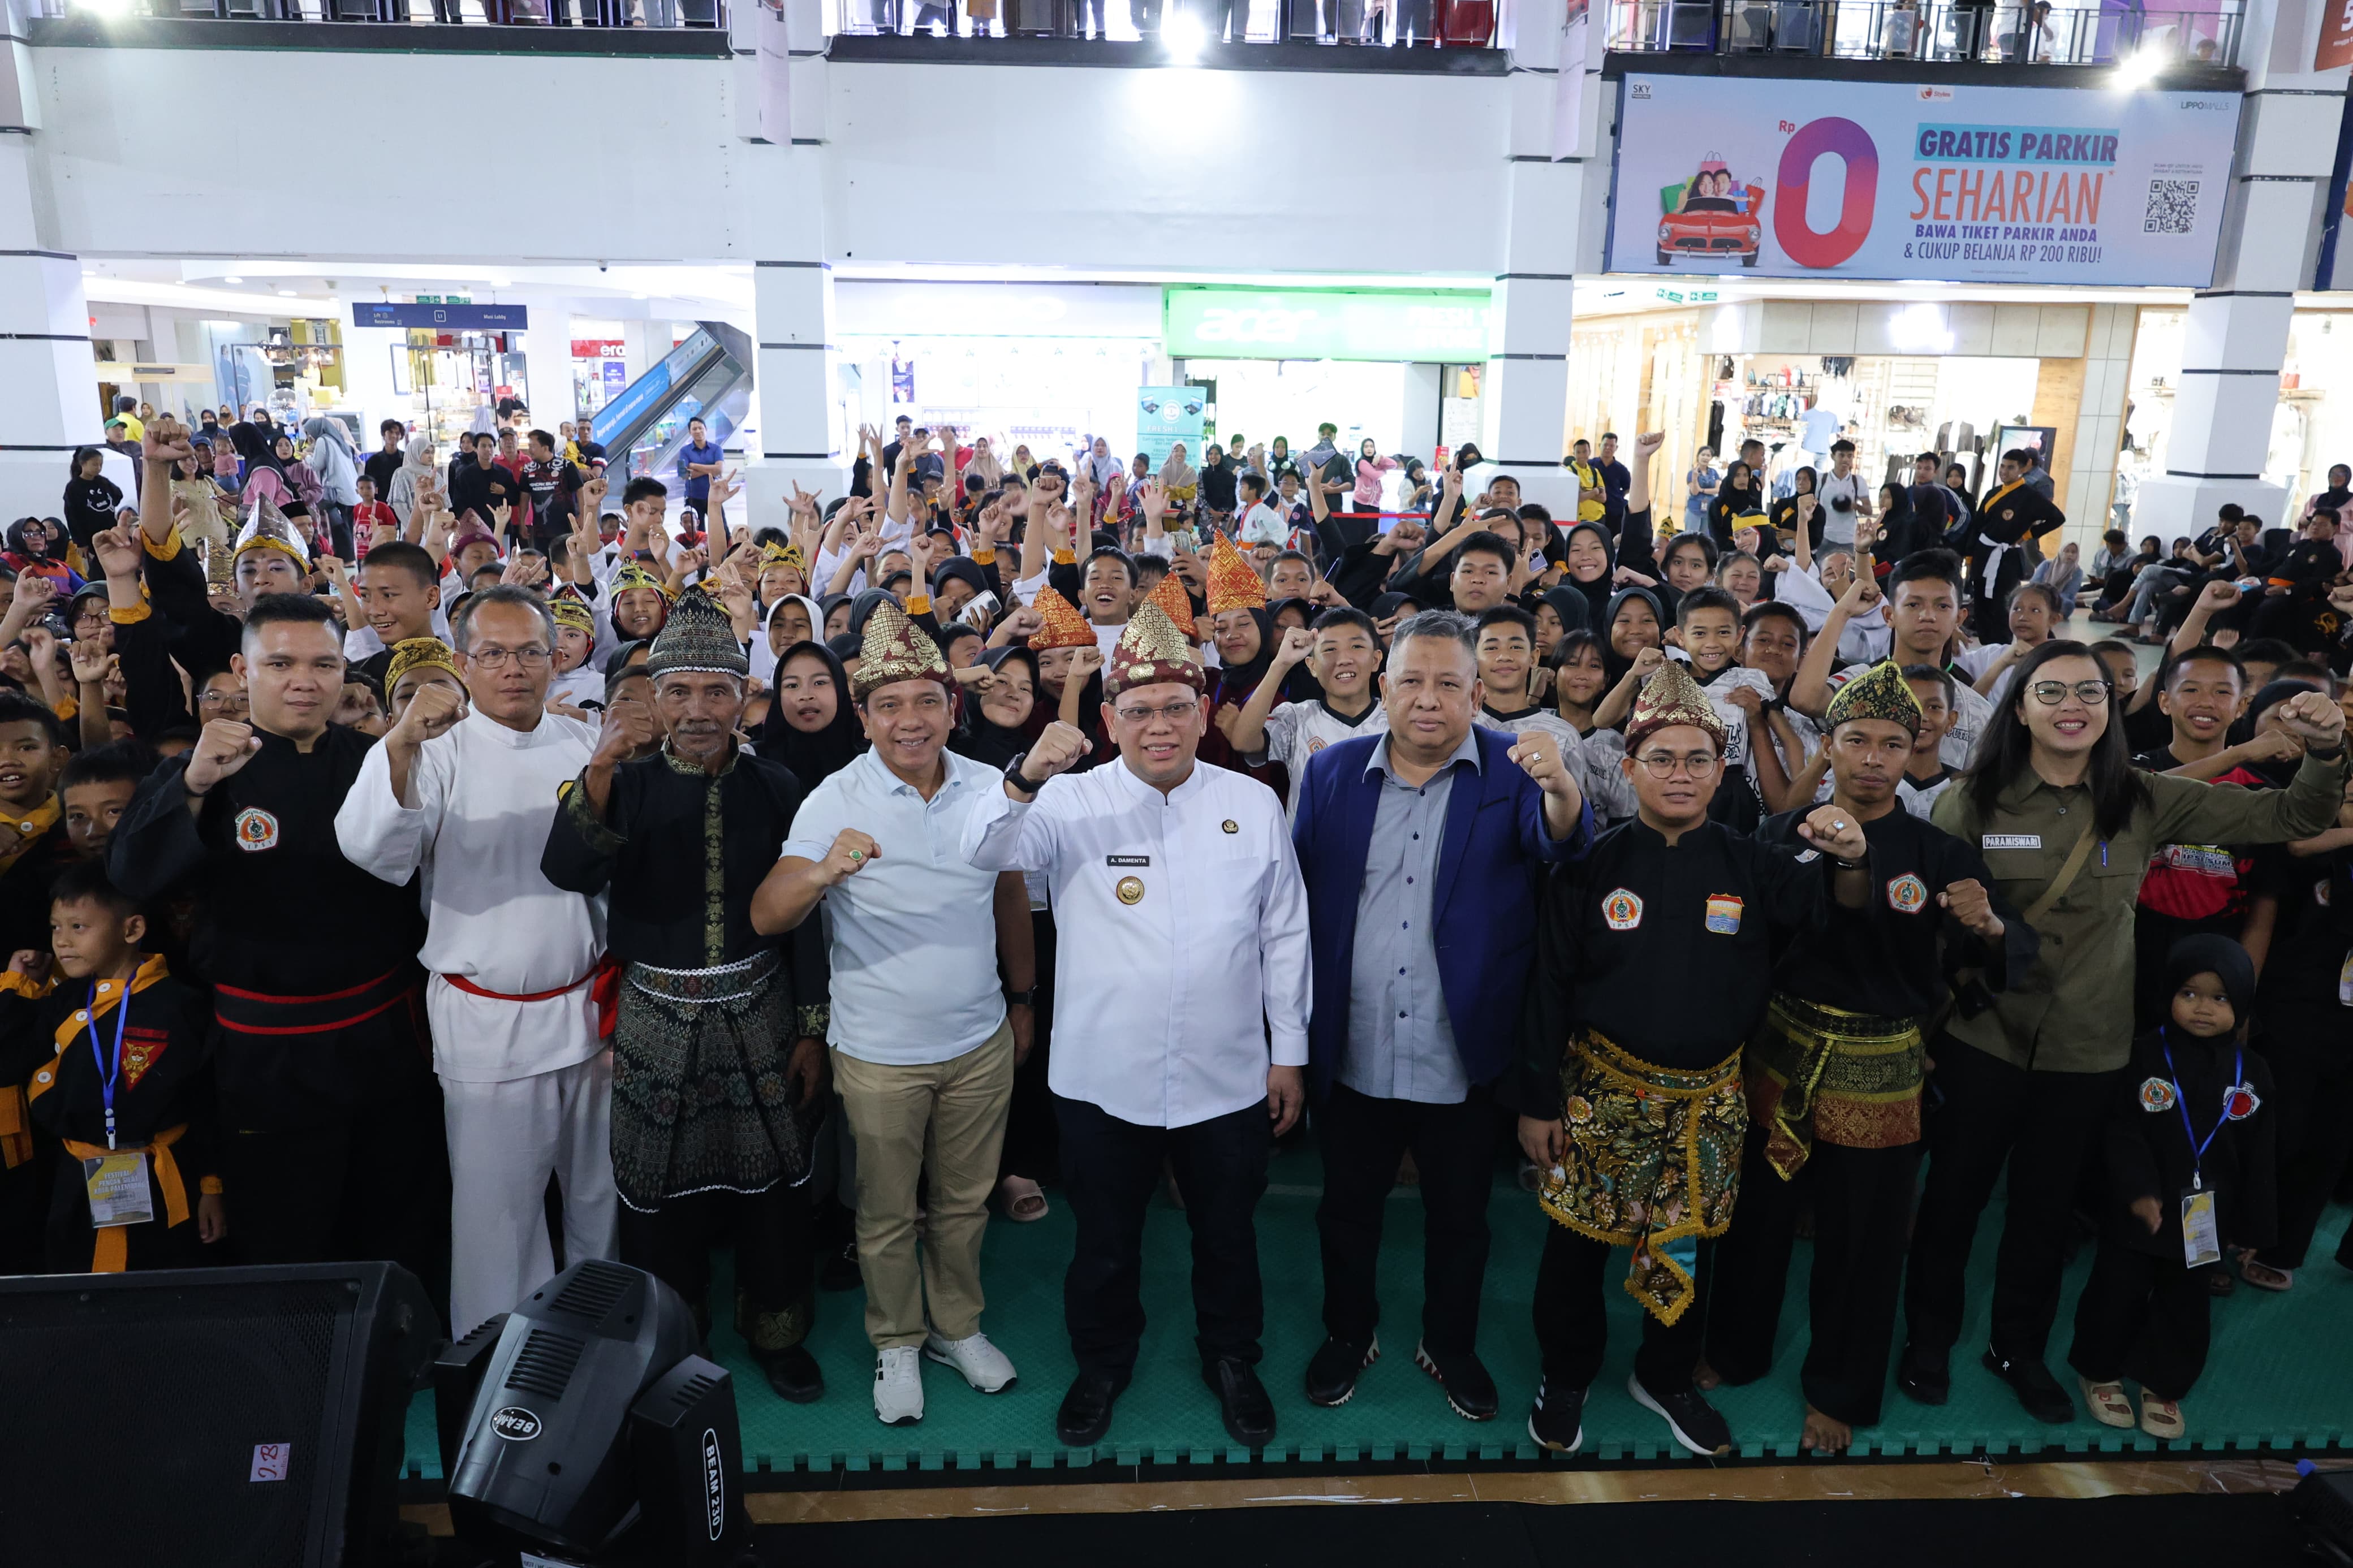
[{"xmin": 1898, "ymin": 639, "xmax": 2347, "ymax": 1424}]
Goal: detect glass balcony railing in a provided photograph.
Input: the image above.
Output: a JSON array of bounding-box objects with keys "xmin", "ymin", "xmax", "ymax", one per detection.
[
  {"xmin": 1602, "ymin": 1, "xmax": 2243, "ymax": 68},
  {"xmin": 823, "ymin": 0, "xmax": 1496, "ymax": 47},
  {"xmin": 31, "ymin": 0, "xmax": 725, "ymax": 27}
]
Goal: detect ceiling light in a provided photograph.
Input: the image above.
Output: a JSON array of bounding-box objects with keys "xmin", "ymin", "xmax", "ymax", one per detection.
[
  {"xmin": 277, "ymin": 289, "xmax": 298, "ymax": 297},
  {"xmin": 2113, "ymin": 49, "xmax": 2164, "ymax": 90},
  {"xmin": 222, "ymin": 275, "xmax": 242, "ymax": 284},
  {"xmin": 490, "ymin": 277, "xmax": 512, "ymax": 288},
  {"xmin": 1163, "ymin": 11, "xmax": 1204, "ymax": 60}
]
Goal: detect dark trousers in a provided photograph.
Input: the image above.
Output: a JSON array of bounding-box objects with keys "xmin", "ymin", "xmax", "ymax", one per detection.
[
  {"xmin": 998, "ymin": 912, "xmax": 1060, "ymax": 1183},
  {"xmin": 1707, "ymin": 1128, "xmax": 1921, "ymax": 1427},
  {"xmin": 1055, "ymin": 1092, "xmax": 1269, "ymax": 1376},
  {"xmin": 2067, "ymin": 1240, "xmax": 2212, "ymax": 1401},
  {"xmin": 45, "ymin": 1154, "xmax": 210, "ymax": 1273},
  {"xmin": 1533, "ymin": 1221, "xmax": 1712, "ymax": 1393},
  {"xmin": 1904, "ymin": 1039, "xmax": 2117, "ymax": 1364},
  {"xmin": 1315, "ymin": 1081, "xmax": 1494, "ymax": 1355},
  {"xmin": 618, "ymin": 1182, "xmax": 813, "ymax": 1325},
  {"xmin": 2256, "ymin": 1009, "xmax": 2353, "ymax": 1271}
]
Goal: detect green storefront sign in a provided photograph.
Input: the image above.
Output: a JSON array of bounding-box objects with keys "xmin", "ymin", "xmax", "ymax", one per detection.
[{"xmin": 1165, "ymin": 288, "xmax": 1493, "ymax": 362}]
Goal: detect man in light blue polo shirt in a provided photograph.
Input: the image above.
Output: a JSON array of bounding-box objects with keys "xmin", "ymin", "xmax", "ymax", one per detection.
[{"xmin": 755, "ymin": 601, "xmax": 1038, "ymax": 1428}]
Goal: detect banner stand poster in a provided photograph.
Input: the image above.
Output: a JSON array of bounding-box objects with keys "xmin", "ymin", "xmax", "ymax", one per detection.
[
  {"xmin": 1135, "ymin": 387, "xmax": 1205, "ymax": 470},
  {"xmin": 1606, "ymin": 75, "xmax": 2239, "ymax": 288}
]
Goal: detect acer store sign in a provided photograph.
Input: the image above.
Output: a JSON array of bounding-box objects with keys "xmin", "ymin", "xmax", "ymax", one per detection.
[
  {"xmin": 1607, "ymin": 75, "xmax": 2239, "ymax": 287},
  {"xmin": 1164, "ymin": 288, "xmax": 1493, "ymax": 361}
]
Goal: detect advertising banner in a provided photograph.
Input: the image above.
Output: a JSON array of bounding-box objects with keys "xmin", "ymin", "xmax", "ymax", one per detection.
[
  {"xmin": 2322, "ymin": 0, "xmax": 2353, "ymax": 73},
  {"xmin": 1607, "ymin": 75, "xmax": 2239, "ymax": 287},
  {"xmin": 352, "ymin": 303, "xmax": 528, "ymax": 330},
  {"xmin": 1134, "ymin": 386, "xmax": 1205, "ymax": 470}
]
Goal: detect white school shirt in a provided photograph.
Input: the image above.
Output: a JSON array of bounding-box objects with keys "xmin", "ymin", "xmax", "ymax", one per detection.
[
  {"xmin": 1257, "ymin": 697, "xmax": 1389, "ymax": 821},
  {"xmin": 961, "ymin": 757, "xmax": 1311, "ymax": 1129},
  {"xmin": 343, "ymin": 605, "xmax": 455, "ymax": 663},
  {"xmin": 781, "ymin": 748, "xmax": 1008, "ymax": 1067},
  {"xmin": 334, "ymin": 709, "xmax": 606, "ymax": 1084}
]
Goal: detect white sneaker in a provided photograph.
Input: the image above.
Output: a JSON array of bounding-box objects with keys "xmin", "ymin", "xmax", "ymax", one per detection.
[
  {"xmin": 923, "ymin": 1328, "xmax": 1018, "ymax": 1393},
  {"xmin": 873, "ymin": 1346, "xmax": 924, "ymax": 1426}
]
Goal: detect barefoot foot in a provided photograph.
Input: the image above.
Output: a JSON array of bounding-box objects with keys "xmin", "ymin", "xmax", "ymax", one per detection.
[{"xmin": 1800, "ymin": 1404, "xmax": 1852, "ymax": 1454}]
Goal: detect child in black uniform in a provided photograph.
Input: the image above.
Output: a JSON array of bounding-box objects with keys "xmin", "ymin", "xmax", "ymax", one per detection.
[
  {"xmin": 2068, "ymin": 934, "xmax": 2274, "ymax": 1440},
  {"xmin": 0, "ymin": 861, "xmax": 222, "ymax": 1272}
]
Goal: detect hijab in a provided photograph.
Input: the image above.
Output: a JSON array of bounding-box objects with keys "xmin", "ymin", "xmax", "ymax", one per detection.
[
  {"xmin": 302, "ymin": 415, "xmax": 357, "ymax": 463},
  {"xmin": 951, "ymin": 645, "xmax": 1040, "ymax": 768},
  {"xmin": 754, "ymin": 638, "xmax": 867, "ymax": 787},
  {"xmin": 1600, "ymin": 584, "xmax": 1667, "ymax": 688},
  {"xmin": 846, "ymin": 588, "xmax": 898, "ymax": 642},
  {"xmin": 2163, "ymin": 932, "xmax": 2255, "ymax": 1033},
  {"xmin": 817, "ymin": 592, "xmax": 854, "ymax": 639},
  {"xmin": 5, "ymin": 517, "xmax": 60, "ymax": 561},
  {"xmin": 1559, "ymin": 520, "xmax": 1618, "ymax": 624},
  {"xmin": 751, "ymin": 593, "xmax": 824, "ymax": 685},
  {"xmin": 1208, "ymin": 605, "xmax": 1283, "ymax": 709},
  {"xmin": 1539, "ymin": 584, "xmax": 1594, "ymax": 641}
]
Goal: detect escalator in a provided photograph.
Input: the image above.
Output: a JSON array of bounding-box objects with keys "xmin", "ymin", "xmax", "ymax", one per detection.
[{"xmin": 585, "ymin": 320, "xmax": 754, "ymax": 487}]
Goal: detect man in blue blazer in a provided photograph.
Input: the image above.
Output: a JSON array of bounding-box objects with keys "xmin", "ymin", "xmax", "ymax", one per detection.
[{"xmin": 1290, "ymin": 610, "xmax": 1591, "ymax": 1420}]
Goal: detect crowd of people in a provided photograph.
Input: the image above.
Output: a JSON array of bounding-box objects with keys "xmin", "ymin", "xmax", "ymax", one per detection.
[{"xmin": 2, "ymin": 401, "xmax": 2351, "ymax": 1465}]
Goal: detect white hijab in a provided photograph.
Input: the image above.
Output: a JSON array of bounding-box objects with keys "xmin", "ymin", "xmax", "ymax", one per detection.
[{"xmin": 751, "ymin": 593, "xmax": 824, "ymax": 685}]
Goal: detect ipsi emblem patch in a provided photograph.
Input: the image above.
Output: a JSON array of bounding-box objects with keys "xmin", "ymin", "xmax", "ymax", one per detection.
[
  {"xmin": 2138, "ymin": 1077, "xmax": 2177, "ymax": 1113},
  {"xmin": 1886, "ymin": 874, "xmax": 1928, "ymax": 914},
  {"xmin": 1602, "ymin": 889, "xmax": 1643, "ymax": 931},
  {"xmin": 234, "ymin": 807, "xmax": 279, "ymax": 853}
]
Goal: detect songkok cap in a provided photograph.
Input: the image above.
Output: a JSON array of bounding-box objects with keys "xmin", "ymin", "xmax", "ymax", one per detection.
[
  {"xmin": 1025, "ymin": 585, "xmax": 1097, "ymax": 651},
  {"xmin": 643, "ymin": 587, "xmax": 748, "ymax": 681},
  {"xmin": 1825, "ymin": 658, "xmax": 1923, "ymax": 737},
  {"xmin": 851, "ymin": 598, "xmax": 952, "ymax": 701},
  {"xmin": 1104, "ymin": 602, "xmax": 1205, "ymax": 700},
  {"xmin": 385, "ymin": 636, "xmax": 459, "ymax": 689},
  {"xmin": 1204, "ymin": 532, "xmax": 1266, "ymax": 617},
  {"xmin": 1624, "ymin": 658, "xmax": 1727, "ymax": 752}
]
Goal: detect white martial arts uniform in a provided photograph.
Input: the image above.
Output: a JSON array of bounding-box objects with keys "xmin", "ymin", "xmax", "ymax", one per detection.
[{"xmin": 335, "ymin": 706, "xmax": 616, "ymax": 1334}]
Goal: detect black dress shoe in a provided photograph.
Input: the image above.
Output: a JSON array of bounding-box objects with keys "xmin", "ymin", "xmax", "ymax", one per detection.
[
  {"xmin": 1414, "ymin": 1341, "xmax": 1498, "ymax": 1421},
  {"xmin": 1056, "ymin": 1368, "xmax": 1128, "ymax": 1447},
  {"xmin": 1896, "ymin": 1342, "xmax": 1950, "ymax": 1406},
  {"xmin": 754, "ymin": 1344, "xmax": 825, "ymax": 1404},
  {"xmin": 1304, "ymin": 1334, "xmax": 1378, "ymax": 1407},
  {"xmin": 1203, "ymin": 1355, "xmax": 1277, "ymax": 1448},
  {"xmin": 1982, "ymin": 1349, "xmax": 2075, "ymax": 1424}
]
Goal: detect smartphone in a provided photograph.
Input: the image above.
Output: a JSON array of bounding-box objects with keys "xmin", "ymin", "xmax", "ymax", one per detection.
[{"xmin": 959, "ymin": 590, "xmax": 1001, "ymax": 628}]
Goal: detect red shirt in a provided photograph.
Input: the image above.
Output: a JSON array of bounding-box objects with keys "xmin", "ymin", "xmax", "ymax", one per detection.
[{"xmin": 352, "ymin": 501, "xmax": 398, "ymax": 561}]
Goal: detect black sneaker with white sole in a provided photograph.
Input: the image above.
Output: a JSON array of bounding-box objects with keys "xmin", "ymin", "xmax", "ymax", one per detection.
[
  {"xmin": 1413, "ymin": 1341, "xmax": 1498, "ymax": 1420},
  {"xmin": 1304, "ymin": 1333, "xmax": 1378, "ymax": 1407},
  {"xmin": 1628, "ymin": 1371, "xmax": 1731, "ymax": 1455},
  {"xmin": 1526, "ymin": 1375, "xmax": 1585, "ymax": 1454}
]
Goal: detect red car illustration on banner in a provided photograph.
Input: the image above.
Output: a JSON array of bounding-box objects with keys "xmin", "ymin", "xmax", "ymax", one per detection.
[{"xmin": 1656, "ymin": 155, "xmax": 1766, "ymax": 267}]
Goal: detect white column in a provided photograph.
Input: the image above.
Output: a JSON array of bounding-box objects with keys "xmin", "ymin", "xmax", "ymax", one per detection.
[
  {"xmin": 747, "ymin": 260, "xmax": 845, "ymax": 532},
  {"xmin": 2131, "ymin": 5, "xmax": 2345, "ymax": 537},
  {"xmin": 0, "ymin": 140, "xmax": 99, "ymax": 526},
  {"xmin": 1482, "ymin": 160, "xmax": 1583, "ymax": 519}
]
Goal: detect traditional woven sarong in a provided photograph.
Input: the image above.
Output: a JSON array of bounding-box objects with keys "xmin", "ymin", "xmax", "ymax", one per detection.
[
  {"xmin": 1744, "ymin": 994, "xmax": 1925, "ymax": 1181},
  {"xmin": 611, "ymin": 949, "xmax": 814, "ymax": 1213},
  {"xmin": 1537, "ymin": 1029, "xmax": 1745, "ymax": 1325}
]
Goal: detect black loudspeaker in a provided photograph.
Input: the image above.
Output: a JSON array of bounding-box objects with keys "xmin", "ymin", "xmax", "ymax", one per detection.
[
  {"xmin": 2288, "ymin": 1464, "xmax": 2353, "ymax": 1566},
  {"xmin": 0, "ymin": 1262, "xmax": 439, "ymax": 1566}
]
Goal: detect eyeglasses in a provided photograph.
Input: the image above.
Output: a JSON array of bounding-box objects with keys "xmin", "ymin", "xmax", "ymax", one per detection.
[
  {"xmin": 1114, "ymin": 699, "xmax": 1199, "ymax": 726},
  {"xmin": 469, "ymin": 646, "xmax": 551, "ymax": 670},
  {"xmin": 1635, "ymin": 751, "xmax": 1721, "ymax": 779},
  {"xmin": 2028, "ymin": 679, "xmax": 2112, "ymax": 706},
  {"xmin": 197, "ymin": 689, "xmax": 249, "ymax": 711}
]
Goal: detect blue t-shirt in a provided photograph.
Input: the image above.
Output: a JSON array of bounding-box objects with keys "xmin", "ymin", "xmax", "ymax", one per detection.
[{"xmin": 678, "ymin": 439, "xmax": 723, "ymax": 502}]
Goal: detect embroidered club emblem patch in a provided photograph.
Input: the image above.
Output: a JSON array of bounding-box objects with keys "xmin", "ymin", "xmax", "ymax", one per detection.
[
  {"xmin": 2139, "ymin": 1077, "xmax": 2177, "ymax": 1113},
  {"xmin": 234, "ymin": 807, "xmax": 280, "ymax": 852},
  {"xmin": 2222, "ymin": 1083, "xmax": 2261, "ymax": 1121},
  {"xmin": 1603, "ymin": 889, "xmax": 1643, "ymax": 931},
  {"xmin": 1307, "ymin": 737, "xmax": 1326, "ymax": 751},
  {"xmin": 120, "ymin": 1026, "xmax": 169, "ymax": 1090},
  {"xmin": 1704, "ymin": 895, "xmax": 1744, "ymax": 935},
  {"xmin": 1886, "ymin": 874, "xmax": 1928, "ymax": 914}
]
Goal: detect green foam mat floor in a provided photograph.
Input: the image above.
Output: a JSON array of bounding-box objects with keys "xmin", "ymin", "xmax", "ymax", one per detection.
[{"xmin": 403, "ymin": 1154, "xmax": 2353, "ymax": 1478}]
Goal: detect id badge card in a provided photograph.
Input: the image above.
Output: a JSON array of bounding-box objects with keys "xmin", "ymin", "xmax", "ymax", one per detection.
[
  {"xmin": 82, "ymin": 1151, "xmax": 154, "ymax": 1228},
  {"xmin": 2179, "ymin": 1185, "xmax": 2221, "ymax": 1268}
]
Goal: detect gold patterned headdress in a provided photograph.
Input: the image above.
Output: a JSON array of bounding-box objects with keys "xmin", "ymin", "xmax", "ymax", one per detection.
[
  {"xmin": 548, "ymin": 591, "xmax": 596, "ymax": 636},
  {"xmin": 1105, "ymin": 602, "xmax": 1205, "ymax": 698},
  {"xmin": 1026, "ymin": 585, "xmax": 1097, "ymax": 651},
  {"xmin": 1204, "ymin": 531, "xmax": 1266, "ymax": 617},
  {"xmin": 1624, "ymin": 658, "xmax": 1727, "ymax": 751},
  {"xmin": 851, "ymin": 598, "xmax": 951, "ymax": 701},
  {"xmin": 1825, "ymin": 658, "xmax": 1924, "ymax": 736},
  {"xmin": 610, "ymin": 559, "xmax": 674, "ymax": 603},
  {"xmin": 759, "ymin": 539, "xmax": 808, "ymax": 575},
  {"xmin": 231, "ymin": 493, "xmax": 311, "ymax": 568},
  {"xmin": 1143, "ymin": 567, "xmax": 1198, "ymax": 642},
  {"xmin": 385, "ymin": 636, "xmax": 459, "ymax": 689}
]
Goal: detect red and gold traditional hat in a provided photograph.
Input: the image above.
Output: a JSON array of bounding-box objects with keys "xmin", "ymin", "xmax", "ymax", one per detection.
[
  {"xmin": 1105, "ymin": 602, "xmax": 1205, "ymax": 699},
  {"xmin": 1026, "ymin": 585, "xmax": 1097, "ymax": 650},
  {"xmin": 852, "ymin": 598, "xmax": 951, "ymax": 701},
  {"xmin": 1204, "ymin": 532, "xmax": 1266, "ymax": 617},
  {"xmin": 1624, "ymin": 659, "xmax": 1727, "ymax": 751},
  {"xmin": 548, "ymin": 589, "xmax": 596, "ymax": 636},
  {"xmin": 1143, "ymin": 567, "xmax": 1197, "ymax": 641}
]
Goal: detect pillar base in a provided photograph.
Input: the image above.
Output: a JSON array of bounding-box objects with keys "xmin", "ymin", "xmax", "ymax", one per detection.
[{"xmin": 2126, "ymin": 474, "xmax": 2288, "ymax": 543}]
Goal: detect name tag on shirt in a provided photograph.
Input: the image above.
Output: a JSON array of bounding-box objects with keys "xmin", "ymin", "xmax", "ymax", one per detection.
[
  {"xmin": 1107, "ymin": 855, "xmax": 1150, "ymax": 867},
  {"xmin": 1983, "ymin": 833, "xmax": 2042, "ymax": 850},
  {"xmin": 2180, "ymin": 1186, "xmax": 2221, "ymax": 1268},
  {"xmin": 83, "ymin": 1152, "xmax": 154, "ymax": 1228}
]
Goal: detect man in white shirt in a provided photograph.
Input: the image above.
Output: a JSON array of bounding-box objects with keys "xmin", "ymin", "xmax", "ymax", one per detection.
[
  {"xmin": 1813, "ymin": 440, "xmax": 1872, "ymax": 551},
  {"xmin": 962, "ymin": 602, "xmax": 1311, "ymax": 1452},
  {"xmin": 334, "ymin": 586, "xmax": 617, "ymax": 1337},
  {"xmin": 757, "ymin": 603, "xmax": 1037, "ymax": 1427}
]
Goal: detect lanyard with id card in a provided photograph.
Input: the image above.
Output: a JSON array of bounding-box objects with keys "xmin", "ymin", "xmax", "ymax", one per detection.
[
  {"xmin": 2160, "ymin": 1032, "xmax": 2242, "ymax": 1269},
  {"xmin": 79, "ymin": 983, "xmax": 153, "ymax": 1230}
]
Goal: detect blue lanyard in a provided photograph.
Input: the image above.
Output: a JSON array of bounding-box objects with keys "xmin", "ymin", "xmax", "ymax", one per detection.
[
  {"xmin": 2159, "ymin": 1027, "xmax": 2237, "ymax": 1190},
  {"xmin": 85, "ymin": 980, "xmax": 131, "ymax": 1151}
]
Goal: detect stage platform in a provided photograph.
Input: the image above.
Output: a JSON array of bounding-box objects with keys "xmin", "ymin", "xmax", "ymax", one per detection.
[{"xmin": 401, "ymin": 1152, "xmax": 2353, "ymax": 1480}]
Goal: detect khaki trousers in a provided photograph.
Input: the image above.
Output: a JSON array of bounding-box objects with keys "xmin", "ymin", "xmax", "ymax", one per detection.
[{"xmin": 831, "ymin": 1019, "xmax": 1014, "ymax": 1349}]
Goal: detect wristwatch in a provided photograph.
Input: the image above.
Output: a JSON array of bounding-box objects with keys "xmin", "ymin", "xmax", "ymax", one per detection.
[
  {"xmin": 1003, "ymin": 750, "xmax": 1049, "ymax": 796},
  {"xmin": 1003, "ymin": 986, "xmax": 1040, "ymax": 1008}
]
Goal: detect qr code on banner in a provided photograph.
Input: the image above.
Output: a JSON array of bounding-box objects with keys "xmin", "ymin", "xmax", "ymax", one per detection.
[{"xmin": 2144, "ymin": 179, "xmax": 2201, "ymax": 235}]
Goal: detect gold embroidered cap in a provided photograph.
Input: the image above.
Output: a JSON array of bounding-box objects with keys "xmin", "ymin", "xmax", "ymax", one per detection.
[
  {"xmin": 1105, "ymin": 602, "xmax": 1205, "ymax": 699},
  {"xmin": 759, "ymin": 539, "xmax": 808, "ymax": 575},
  {"xmin": 1204, "ymin": 531, "xmax": 1266, "ymax": 617},
  {"xmin": 385, "ymin": 636, "xmax": 459, "ymax": 689},
  {"xmin": 548, "ymin": 591, "xmax": 596, "ymax": 636},
  {"xmin": 1825, "ymin": 658, "xmax": 1924, "ymax": 737},
  {"xmin": 610, "ymin": 558, "xmax": 675, "ymax": 604},
  {"xmin": 851, "ymin": 597, "xmax": 951, "ymax": 701},
  {"xmin": 1624, "ymin": 658, "xmax": 1727, "ymax": 752},
  {"xmin": 1143, "ymin": 567, "xmax": 1198, "ymax": 642},
  {"xmin": 1026, "ymin": 585, "xmax": 1097, "ymax": 651}
]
